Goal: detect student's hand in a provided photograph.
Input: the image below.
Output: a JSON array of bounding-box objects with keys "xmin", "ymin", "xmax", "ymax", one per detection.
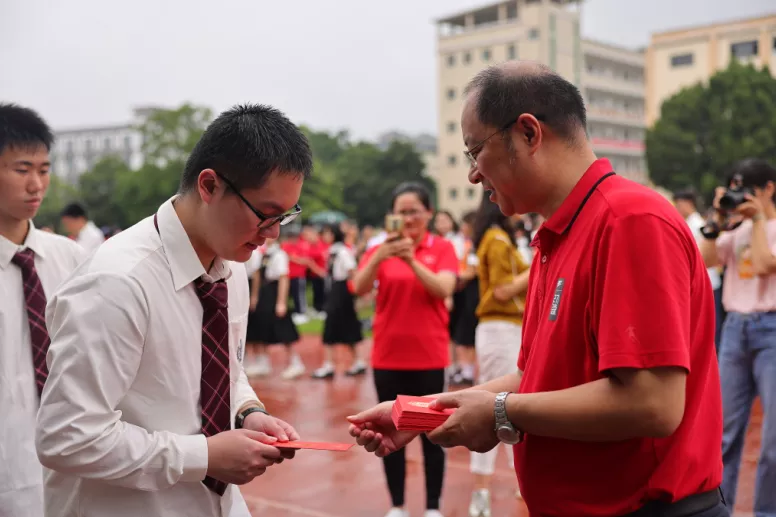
[
  {"xmin": 249, "ymin": 295, "xmax": 259, "ymax": 312},
  {"xmin": 275, "ymin": 302, "xmax": 287, "ymax": 317},
  {"xmin": 243, "ymin": 412, "xmax": 301, "ymax": 461},
  {"xmin": 205, "ymin": 429, "xmax": 283, "ymax": 484}
]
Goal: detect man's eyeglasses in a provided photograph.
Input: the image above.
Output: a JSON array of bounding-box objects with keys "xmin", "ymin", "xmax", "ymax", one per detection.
[
  {"xmin": 214, "ymin": 171, "xmax": 302, "ymax": 229},
  {"xmin": 463, "ymin": 115, "xmax": 545, "ymax": 168}
]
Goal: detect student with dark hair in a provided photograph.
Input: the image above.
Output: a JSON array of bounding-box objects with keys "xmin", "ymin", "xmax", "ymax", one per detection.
[
  {"xmin": 699, "ymin": 158, "xmax": 776, "ymax": 516},
  {"xmin": 350, "ymin": 62, "xmax": 727, "ymax": 517},
  {"xmin": 0, "ymin": 103, "xmax": 86, "ymax": 517},
  {"xmin": 352, "ymin": 181, "xmax": 458, "ymax": 517},
  {"xmin": 60, "ymin": 201, "xmax": 105, "ymax": 251},
  {"xmin": 36, "ymin": 104, "xmax": 311, "ymax": 517},
  {"xmin": 312, "ymin": 224, "xmax": 365, "ymax": 379}
]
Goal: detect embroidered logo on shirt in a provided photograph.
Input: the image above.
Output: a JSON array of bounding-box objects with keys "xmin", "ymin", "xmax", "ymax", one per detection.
[{"xmin": 549, "ymin": 278, "xmax": 565, "ymax": 321}]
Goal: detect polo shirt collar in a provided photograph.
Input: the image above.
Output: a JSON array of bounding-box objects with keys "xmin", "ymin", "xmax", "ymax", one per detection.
[
  {"xmin": 416, "ymin": 231, "xmax": 435, "ymax": 250},
  {"xmin": 540, "ymin": 158, "xmax": 614, "ymax": 236},
  {"xmin": 156, "ymin": 196, "xmax": 231, "ymax": 291},
  {"xmin": 0, "ymin": 220, "xmax": 46, "ymax": 271}
]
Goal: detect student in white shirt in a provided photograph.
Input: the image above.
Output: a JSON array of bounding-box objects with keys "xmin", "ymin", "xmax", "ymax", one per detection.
[
  {"xmin": 36, "ymin": 104, "xmax": 313, "ymax": 517},
  {"xmin": 59, "ymin": 202, "xmax": 105, "ymax": 252},
  {"xmin": 0, "ymin": 103, "xmax": 86, "ymax": 517}
]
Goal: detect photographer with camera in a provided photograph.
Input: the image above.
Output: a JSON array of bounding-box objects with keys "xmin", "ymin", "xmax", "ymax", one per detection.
[{"xmin": 699, "ymin": 158, "xmax": 776, "ymax": 517}]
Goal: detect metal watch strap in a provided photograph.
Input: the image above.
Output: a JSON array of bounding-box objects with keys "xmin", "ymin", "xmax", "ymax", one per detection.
[
  {"xmin": 235, "ymin": 406, "xmax": 269, "ymax": 429},
  {"xmin": 494, "ymin": 392, "xmax": 513, "ymax": 430}
]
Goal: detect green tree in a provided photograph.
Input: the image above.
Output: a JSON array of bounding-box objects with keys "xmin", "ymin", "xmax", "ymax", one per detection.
[
  {"xmin": 646, "ymin": 61, "xmax": 776, "ymax": 200},
  {"xmin": 34, "ymin": 175, "xmax": 78, "ymax": 231},
  {"xmin": 77, "ymin": 155, "xmax": 132, "ymax": 227},
  {"xmin": 139, "ymin": 103, "xmax": 213, "ymax": 165}
]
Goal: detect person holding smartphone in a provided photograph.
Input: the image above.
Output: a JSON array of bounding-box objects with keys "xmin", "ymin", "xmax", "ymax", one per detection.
[{"xmin": 352, "ymin": 182, "xmax": 458, "ymax": 517}]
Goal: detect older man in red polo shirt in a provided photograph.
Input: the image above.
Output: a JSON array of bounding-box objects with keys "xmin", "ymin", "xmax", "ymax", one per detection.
[{"xmin": 347, "ymin": 61, "xmax": 727, "ymax": 517}]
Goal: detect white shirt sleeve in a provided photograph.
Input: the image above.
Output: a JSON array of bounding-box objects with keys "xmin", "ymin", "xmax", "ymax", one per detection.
[
  {"xmin": 273, "ymin": 251, "xmax": 290, "ymax": 278},
  {"xmin": 37, "ymin": 273, "xmax": 208, "ymax": 490}
]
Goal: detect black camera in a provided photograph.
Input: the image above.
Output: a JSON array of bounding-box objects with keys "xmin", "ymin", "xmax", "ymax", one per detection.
[
  {"xmin": 718, "ymin": 174, "xmax": 754, "ymax": 212},
  {"xmin": 718, "ymin": 186, "xmax": 753, "ymax": 211}
]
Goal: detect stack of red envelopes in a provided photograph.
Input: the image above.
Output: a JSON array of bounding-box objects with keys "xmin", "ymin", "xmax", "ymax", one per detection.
[{"xmin": 391, "ymin": 395, "xmax": 455, "ymax": 431}]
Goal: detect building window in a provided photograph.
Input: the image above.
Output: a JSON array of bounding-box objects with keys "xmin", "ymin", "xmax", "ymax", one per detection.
[
  {"xmin": 447, "ymin": 88, "xmax": 456, "ymax": 100},
  {"xmin": 773, "ymin": 37, "xmax": 776, "ymax": 54},
  {"xmin": 448, "ymin": 155, "xmax": 457, "ymax": 166},
  {"xmin": 670, "ymin": 53, "xmax": 694, "ymax": 67},
  {"xmin": 124, "ymin": 135, "xmax": 132, "ymax": 151},
  {"xmin": 482, "ymin": 48, "xmax": 491, "ymax": 61},
  {"xmin": 466, "ymin": 187, "xmax": 476, "ymax": 199},
  {"xmin": 103, "ymin": 137, "xmax": 111, "ymax": 151},
  {"xmin": 731, "ymin": 40, "xmax": 758, "ymax": 59},
  {"xmin": 548, "ymin": 14, "xmax": 557, "ymax": 70},
  {"xmin": 507, "ymin": 44, "xmax": 517, "ymax": 60},
  {"xmin": 528, "ymin": 28, "xmax": 539, "ymax": 40},
  {"xmin": 447, "ymin": 54, "xmax": 456, "ymax": 67},
  {"xmin": 447, "ymin": 121, "xmax": 456, "ymax": 133},
  {"xmin": 463, "ymin": 52, "xmax": 471, "ymax": 64},
  {"xmin": 448, "ymin": 187, "xmax": 458, "ymax": 200}
]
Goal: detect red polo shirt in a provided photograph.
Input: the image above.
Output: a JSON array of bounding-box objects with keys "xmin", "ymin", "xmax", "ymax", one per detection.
[
  {"xmin": 514, "ymin": 159, "xmax": 722, "ymax": 516},
  {"xmin": 359, "ymin": 233, "xmax": 458, "ymax": 370}
]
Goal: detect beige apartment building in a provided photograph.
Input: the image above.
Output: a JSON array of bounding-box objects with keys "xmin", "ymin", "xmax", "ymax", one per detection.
[
  {"xmin": 646, "ymin": 13, "xmax": 776, "ymax": 126},
  {"xmin": 434, "ymin": 0, "xmax": 647, "ymax": 217}
]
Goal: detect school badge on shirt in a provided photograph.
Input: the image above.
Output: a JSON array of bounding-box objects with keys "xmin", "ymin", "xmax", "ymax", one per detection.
[{"xmin": 237, "ymin": 338, "xmax": 244, "ymax": 362}]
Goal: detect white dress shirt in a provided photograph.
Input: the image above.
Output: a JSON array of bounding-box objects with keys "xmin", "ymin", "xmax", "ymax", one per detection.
[
  {"xmin": 0, "ymin": 222, "xmax": 85, "ymax": 517},
  {"xmin": 262, "ymin": 243, "xmax": 289, "ymax": 282},
  {"xmin": 75, "ymin": 220, "xmax": 105, "ymax": 252},
  {"xmin": 37, "ymin": 198, "xmax": 262, "ymax": 517},
  {"xmin": 329, "ymin": 242, "xmax": 356, "ymax": 282}
]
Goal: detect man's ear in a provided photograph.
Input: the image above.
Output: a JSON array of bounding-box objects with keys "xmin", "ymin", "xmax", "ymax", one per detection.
[{"xmin": 516, "ymin": 114, "xmax": 542, "ymax": 153}]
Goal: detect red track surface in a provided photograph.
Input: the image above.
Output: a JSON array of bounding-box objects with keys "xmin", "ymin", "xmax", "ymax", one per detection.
[{"xmin": 241, "ymin": 335, "xmax": 762, "ymax": 517}]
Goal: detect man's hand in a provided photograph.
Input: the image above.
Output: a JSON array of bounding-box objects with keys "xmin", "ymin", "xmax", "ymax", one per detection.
[
  {"xmin": 427, "ymin": 390, "xmax": 500, "ymax": 453},
  {"xmin": 243, "ymin": 412, "xmax": 300, "ymax": 461},
  {"xmin": 346, "ymin": 401, "xmax": 419, "ymax": 457},
  {"xmin": 205, "ymin": 429, "xmax": 283, "ymax": 484}
]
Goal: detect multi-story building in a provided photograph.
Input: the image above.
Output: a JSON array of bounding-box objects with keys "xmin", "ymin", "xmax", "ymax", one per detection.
[
  {"xmin": 434, "ymin": 0, "xmax": 646, "ymax": 217},
  {"xmin": 646, "ymin": 13, "xmax": 776, "ymax": 126},
  {"xmin": 581, "ymin": 39, "xmax": 647, "ymax": 184},
  {"xmin": 50, "ymin": 107, "xmax": 154, "ymax": 184}
]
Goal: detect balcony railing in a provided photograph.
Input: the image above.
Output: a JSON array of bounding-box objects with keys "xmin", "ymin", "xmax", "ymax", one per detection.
[{"xmin": 591, "ymin": 138, "xmax": 645, "ymax": 152}]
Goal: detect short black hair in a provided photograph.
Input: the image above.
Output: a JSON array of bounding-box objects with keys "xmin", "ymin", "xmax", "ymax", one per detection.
[
  {"xmin": 464, "ymin": 65, "xmax": 587, "ymax": 143},
  {"xmin": 61, "ymin": 202, "xmax": 87, "ymax": 219},
  {"xmin": 673, "ymin": 189, "xmax": 698, "ymax": 206},
  {"xmin": 390, "ymin": 181, "xmax": 432, "ymax": 211},
  {"xmin": 323, "ymin": 223, "xmax": 345, "ymax": 244},
  {"xmin": 730, "ymin": 158, "xmax": 776, "ymax": 191},
  {"xmin": 0, "ymin": 103, "xmax": 54, "ymax": 155},
  {"xmin": 180, "ymin": 103, "xmax": 312, "ymax": 192}
]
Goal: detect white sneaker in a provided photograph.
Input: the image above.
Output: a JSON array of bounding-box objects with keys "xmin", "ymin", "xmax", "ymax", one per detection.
[
  {"xmin": 424, "ymin": 510, "xmax": 444, "ymax": 517},
  {"xmin": 281, "ymin": 360, "xmax": 305, "ymax": 380},
  {"xmin": 469, "ymin": 489, "xmax": 490, "ymax": 517},
  {"xmin": 384, "ymin": 509, "xmax": 408, "ymax": 517},
  {"xmin": 245, "ymin": 356, "xmax": 271, "ymax": 377}
]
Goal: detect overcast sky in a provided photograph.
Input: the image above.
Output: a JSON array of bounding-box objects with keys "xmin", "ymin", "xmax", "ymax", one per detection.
[{"xmin": 0, "ymin": 0, "xmax": 771, "ymax": 140}]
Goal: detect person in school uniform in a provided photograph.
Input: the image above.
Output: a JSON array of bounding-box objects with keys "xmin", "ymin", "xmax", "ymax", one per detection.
[
  {"xmin": 35, "ymin": 104, "xmax": 311, "ymax": 517},
  {"xmin": 0, "ymin": 104, "xmax": 86, "ymax": 517},
  {"xmin": 253, "ymin": 235, "xmax": 306, "ymax": 380},
  {"xmin": 244, "ymin": 246, "xmax": 272, "ymax": 377},
  {"xmin": 312, "ymin": 224, "xmax": 365, "ymax": 379},
  {"xmin": 59, "ymin": 202, "xmax": 105, "ymax": 252}
]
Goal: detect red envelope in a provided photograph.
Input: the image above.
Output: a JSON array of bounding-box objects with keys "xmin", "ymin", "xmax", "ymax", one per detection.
[
  {"xmin": 392, "ymin": 395, "xmax": 455, "ymax": 431},
  {"xmin": 274, "ymin": 441, "xmax": 354, "ymax": 451}
]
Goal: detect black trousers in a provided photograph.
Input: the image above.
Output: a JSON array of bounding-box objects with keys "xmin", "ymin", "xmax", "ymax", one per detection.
[
  {"xmin": 373, "ymin": 368, "xmax": 446, "ymax": 510},
  {"xmin": 289, "ymin": 277, "xmax": 306, "ymax": 315},
  {"xmin": 309, "ymin": 275, "xmax": 326, "ymax": 312}
]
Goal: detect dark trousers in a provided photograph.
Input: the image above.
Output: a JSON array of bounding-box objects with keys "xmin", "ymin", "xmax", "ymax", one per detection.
[
  {"xmin": 373, "ymin": 368, "xmax": 446, "ymax": 510},
  {"xmin": 309, "ymin": 276, "xmax": 326, "ymax": 312},
  {"xmin": 289, "ymin": 277, "xmax": 306, "ymax": 315}
]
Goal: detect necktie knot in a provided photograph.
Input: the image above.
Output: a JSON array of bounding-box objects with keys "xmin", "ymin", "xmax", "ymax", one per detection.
[
  {"xmin": 194, "ymin": 278, "xmax": 228, "ymax": 310},
  {"xmin": 12, "ymin": 248, "xmax": 36, "ymax": 274}
]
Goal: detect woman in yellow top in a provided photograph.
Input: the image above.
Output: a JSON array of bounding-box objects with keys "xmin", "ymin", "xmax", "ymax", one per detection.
[{"xmin": 467, "ymin": 196, "xmax": 531, "ymax": 517}]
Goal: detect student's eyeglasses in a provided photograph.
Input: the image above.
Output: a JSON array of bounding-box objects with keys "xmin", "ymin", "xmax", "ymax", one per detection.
[{"xmin": 214, "ymin": 171, "xmax": 302, "ymax": 229}]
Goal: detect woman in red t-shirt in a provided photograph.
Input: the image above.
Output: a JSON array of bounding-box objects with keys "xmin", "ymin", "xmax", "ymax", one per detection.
[{"xmin": 352, "ymin": 182, "xmax": 458, "ymax": 517}]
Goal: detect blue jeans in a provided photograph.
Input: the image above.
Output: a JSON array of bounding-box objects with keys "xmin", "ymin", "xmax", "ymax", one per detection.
[{"xmin": 719, "ymin": 312, "xmax": 776, "ymax": 517}]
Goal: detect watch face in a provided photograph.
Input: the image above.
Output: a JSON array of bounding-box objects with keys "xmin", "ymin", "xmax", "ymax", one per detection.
[{"xmin": 497, "ymin": 426, "xmax": 519, "ymax": 445}]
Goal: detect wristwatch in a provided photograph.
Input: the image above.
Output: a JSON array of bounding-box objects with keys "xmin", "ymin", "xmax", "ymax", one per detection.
[
  {"xmin": 235, "ymin": 407, "xmax": 269, "ymax": 429},
  {"xmin": 494, "ymin": 392, "xmax": 522, "ymax": 444}
]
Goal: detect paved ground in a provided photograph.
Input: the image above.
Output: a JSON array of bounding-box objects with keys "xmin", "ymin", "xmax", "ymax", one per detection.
[{"xmin": 239, "ymin": 335, "xmax": 762, "ymax": 517}]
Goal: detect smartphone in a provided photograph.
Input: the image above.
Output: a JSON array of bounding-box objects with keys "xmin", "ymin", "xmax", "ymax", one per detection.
[{"xmin": 385, "ymin": 214, "xmax": 404, "ymax": 233}]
